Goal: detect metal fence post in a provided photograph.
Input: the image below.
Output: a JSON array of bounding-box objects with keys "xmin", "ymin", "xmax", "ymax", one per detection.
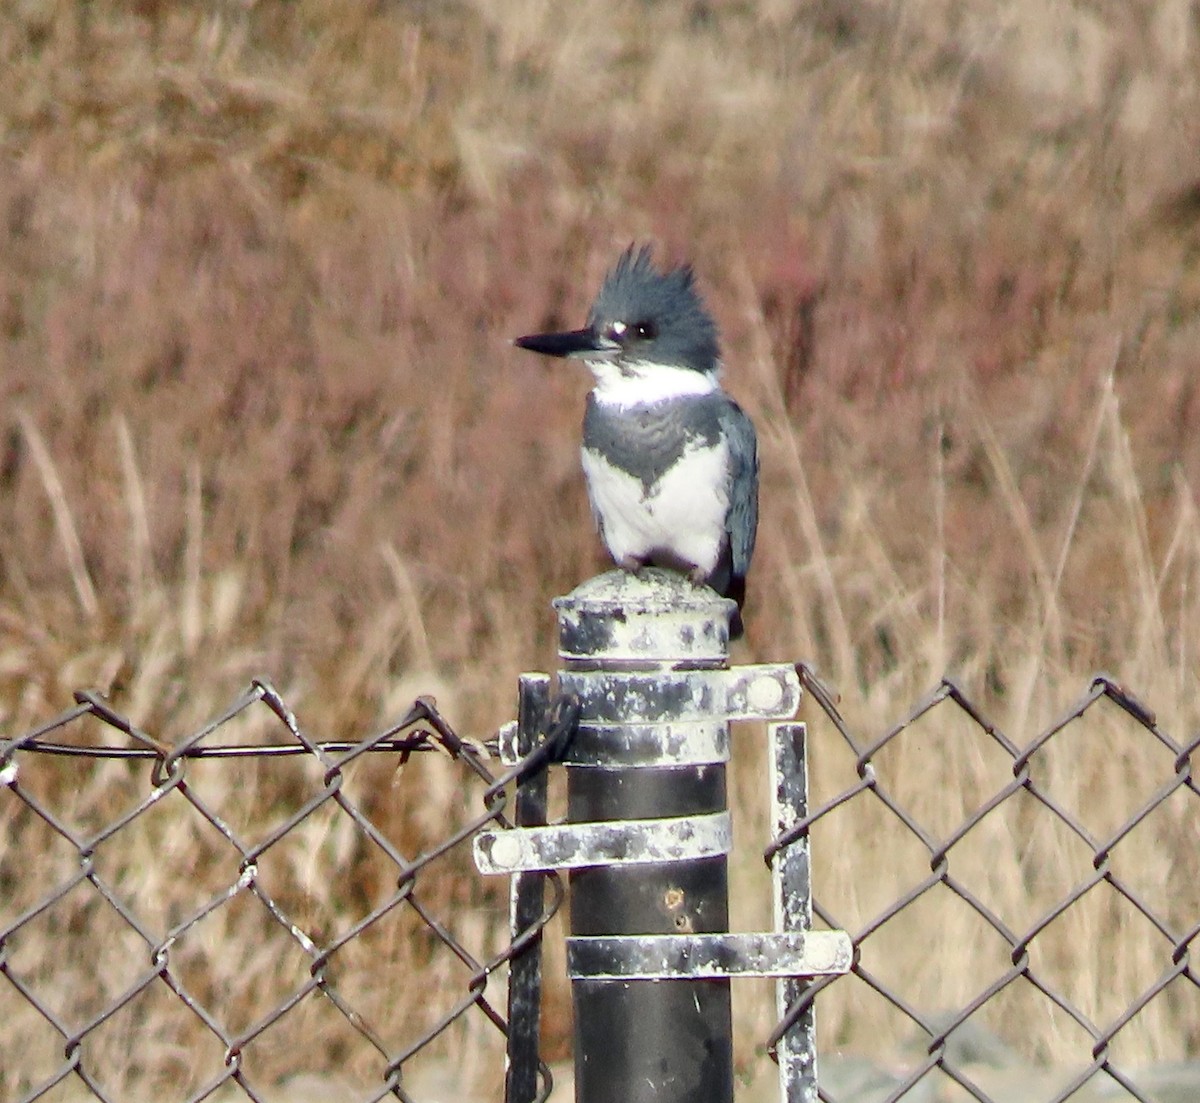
[
  {"xmin": 504, "ymin": 675, "xmax": 552, "ymax": 1103},
  {"xmin": 770, "ymin": 722, "xmax": 817, "ymax": 1103},
  {"xmin": 475, "ymin": 569, "xmax": 850, "ymax": 1103},
  {"xmin": 554, "ymin": 571, "xmax": 739, "ymax": 1103}
]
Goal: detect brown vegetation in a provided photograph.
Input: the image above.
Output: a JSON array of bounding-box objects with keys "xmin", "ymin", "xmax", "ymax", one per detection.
[{"xmin": 2, "ymin": 1, "xmax": 1199, "ymax": 1097}]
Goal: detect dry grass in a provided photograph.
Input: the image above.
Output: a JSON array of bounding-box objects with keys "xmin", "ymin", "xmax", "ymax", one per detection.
[{"xmin": 2, "ymin": 0, "xmax": 1199, "ymax": 1096}]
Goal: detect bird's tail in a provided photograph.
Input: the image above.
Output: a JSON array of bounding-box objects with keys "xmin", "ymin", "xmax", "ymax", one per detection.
[{"xmin": 727, "ymin": 575, "xmax": 746, "ymax": 640}]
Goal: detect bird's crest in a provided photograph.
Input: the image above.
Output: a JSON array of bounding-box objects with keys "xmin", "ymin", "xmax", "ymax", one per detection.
[{"xmin": 589, "ymin": 244, "xmax": 720, "ymax": 373}]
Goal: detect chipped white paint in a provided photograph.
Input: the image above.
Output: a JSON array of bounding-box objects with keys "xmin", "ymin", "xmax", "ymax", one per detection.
[
  {"xmin": 771, "ymin": 722, "xmax": 821, "ymax": 1103},
  {"xmin": 566, "ymin": 931, "xmax": 853, "ymax": 981},
  {"xmin": 488, "ymin": 831, "xmax": 523, "ymax": 871},
  {"xmin": 561, "ymin": 721, "xmax": 729, "ymax": 768},
  {"xmin": 498, "ymin": 715, "xmax": 730, "ymax": 770},
  {"xmin": 558, "ymin": 663, "xmax": 799, "ymax": 726},
  {"xmin": 497, "ymin": 719, "xmax": 520, "ymax": 765},
  {"xmin": 289, "ymin": 924, "xmax": 318, "ymax": 955},
  {"xmin": 747, "ymin": 673, "xmax": 786, "ymax": 714},
  {"xmin": 474, "ymin": 811, "xmax": 732, "ymax": 875},
  {"xmin": 554, "ymin": 568, "xmax": 735, "ymax": 662}
]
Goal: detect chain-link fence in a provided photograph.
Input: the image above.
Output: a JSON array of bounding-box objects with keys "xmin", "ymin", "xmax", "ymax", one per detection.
[
  {"xmin": 0, "ymin": 680, "xmax": 565, "ymax": 1103},
  {"xmin": 3, "ymin": 670, "xmax": 1198, "ymax": 1103},
  {"xmin": 783, "ymin": 667, "xmax": 1200, "ymax": 1103}
]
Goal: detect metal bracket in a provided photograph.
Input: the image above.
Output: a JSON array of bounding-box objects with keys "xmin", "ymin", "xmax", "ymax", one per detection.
[
  {"xmin": 567, "ymin": 931, "xmax": 853, "ymax": 980},
  {"xmin": 474, "ymin": 811, "xmax": 732, "ymax": 875},
  {"xmin": 499, "ymin": 718, "xmax": 730, "ymax": 769},
  {"xmin": 558, "ymin": 663, "xmax": 801, "ymax": 724}
]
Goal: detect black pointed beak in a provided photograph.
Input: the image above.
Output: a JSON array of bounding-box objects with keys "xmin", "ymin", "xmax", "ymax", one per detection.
[{"xmin": 513, "ymin": 326, "xmax": 604, "ymax": 358}]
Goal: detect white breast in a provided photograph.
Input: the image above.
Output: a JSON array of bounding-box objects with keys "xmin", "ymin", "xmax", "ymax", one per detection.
[{"xmin": 581, "ymin": 436, "xmax": 730, "ymax": 575}]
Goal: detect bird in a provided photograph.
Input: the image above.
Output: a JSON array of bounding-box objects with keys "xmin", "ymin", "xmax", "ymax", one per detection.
[{"xmin": 514, "ymin": 243, "xmax": 758, "ymax": 638}]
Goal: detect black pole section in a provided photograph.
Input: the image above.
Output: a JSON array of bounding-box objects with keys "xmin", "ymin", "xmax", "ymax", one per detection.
[{"xmin": 568, "ymin": 766, "xmax": 733, "ymax": 1103}]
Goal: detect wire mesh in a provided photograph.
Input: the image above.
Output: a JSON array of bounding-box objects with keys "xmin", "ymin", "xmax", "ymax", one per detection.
[
  {"xmin": 769, "ymin": 666, "xmax": 1200, "ymax": 1103},
  {"xmin": 5, "ymin": 669, "xmax": 1198, "ymax": 1103},
  {"xmin": 0, "ymin": 680, "xmax": 563, "ymax": 1103}
]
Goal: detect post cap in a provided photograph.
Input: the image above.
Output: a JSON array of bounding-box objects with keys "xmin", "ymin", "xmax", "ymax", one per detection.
[{"xmin": 554, "ymin": 569, "xmax": 735, "ymax": 665}]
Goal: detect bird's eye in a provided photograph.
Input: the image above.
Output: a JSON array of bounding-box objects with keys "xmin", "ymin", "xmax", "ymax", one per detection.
[{"xmin": 606, "ymin": 319, "xmax": 656, "ymax": 344}]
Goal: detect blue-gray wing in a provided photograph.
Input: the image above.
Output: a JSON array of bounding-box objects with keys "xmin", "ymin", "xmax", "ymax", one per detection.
[{"xmin": 718, "ymin": 398, "xmax": 758, "ymax": 584}]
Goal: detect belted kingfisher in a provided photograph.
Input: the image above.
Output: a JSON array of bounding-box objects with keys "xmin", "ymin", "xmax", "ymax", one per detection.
[{"xmin": 515, "ymin": 244, "xmax": 759, "ymax": 638}]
